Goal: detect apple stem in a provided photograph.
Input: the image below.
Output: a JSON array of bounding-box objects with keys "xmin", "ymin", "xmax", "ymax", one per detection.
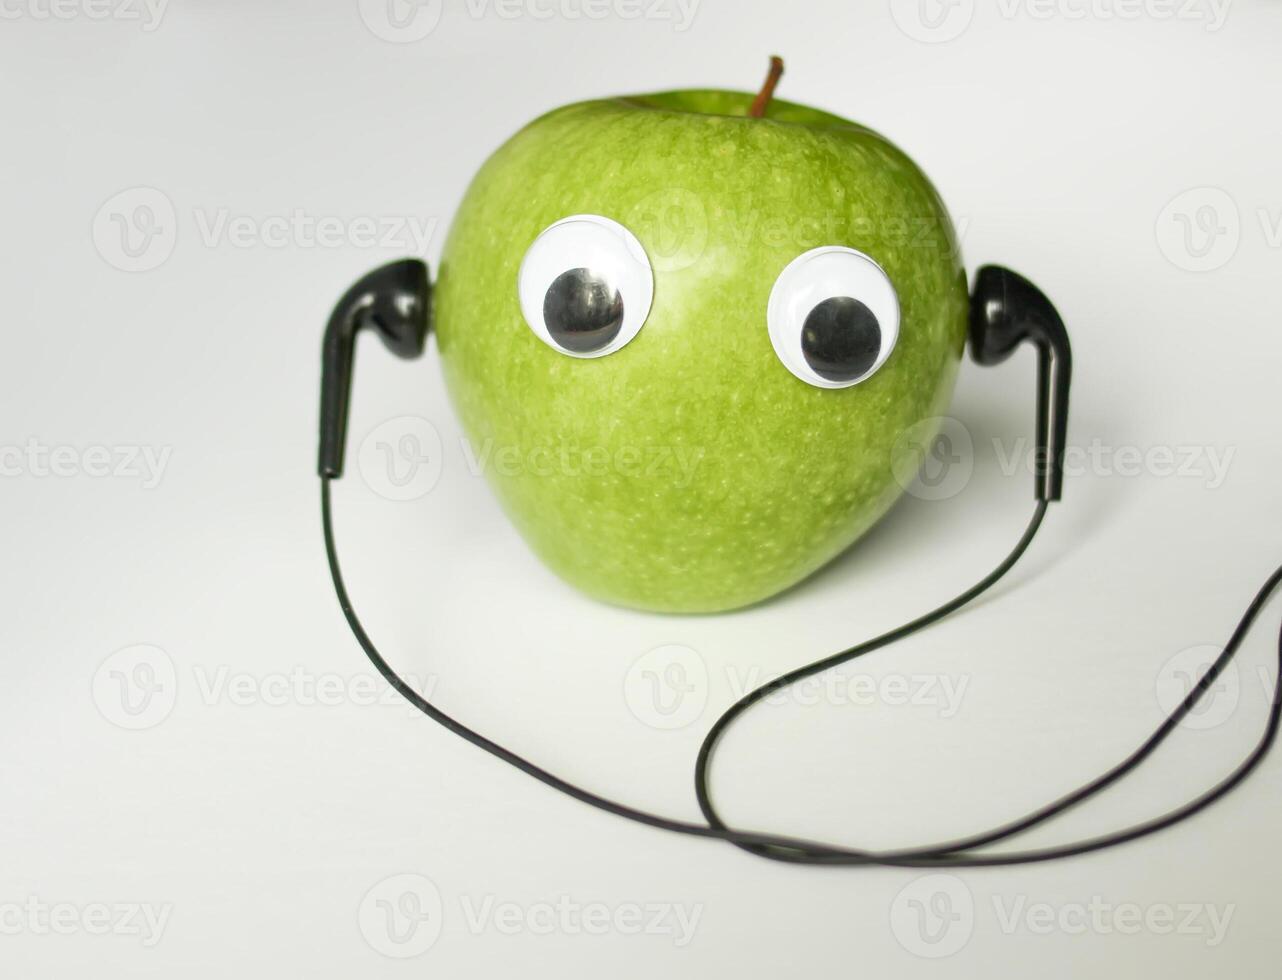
[{"xmin": 747, "ymin": 56, "xmax": 785, "ymax": 119}]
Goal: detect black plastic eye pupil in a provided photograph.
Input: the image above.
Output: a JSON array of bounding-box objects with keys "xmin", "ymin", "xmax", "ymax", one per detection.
[
  {"xmin": 801, "ymin": 296, "xmax": 882, "ymax": 383},
  {"xmin": 543, "ymin": 268, "xmax": 625, "ymax": 354}
]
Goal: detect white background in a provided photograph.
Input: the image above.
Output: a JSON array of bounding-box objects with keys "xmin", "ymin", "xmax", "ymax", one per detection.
[{"xmin": 2, "ymin": 0, "xmax": 1280, "ymax": 975}]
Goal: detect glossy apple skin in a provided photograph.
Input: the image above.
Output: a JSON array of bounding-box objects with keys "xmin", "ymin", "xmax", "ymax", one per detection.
[{"xmin": 434, "ymin": 90, "xmax": 967, "ymax": 613}]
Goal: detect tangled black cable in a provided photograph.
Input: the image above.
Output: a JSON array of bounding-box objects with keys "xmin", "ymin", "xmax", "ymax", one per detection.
[{"xmin": 322, "ymin": 476, "xmax": 1282, "ymax": 867}]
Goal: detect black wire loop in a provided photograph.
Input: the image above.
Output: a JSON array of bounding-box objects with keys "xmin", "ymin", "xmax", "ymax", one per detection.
[{"xmin": 322, "ymin": 476, "xmax": 1281, "ymax": 867}]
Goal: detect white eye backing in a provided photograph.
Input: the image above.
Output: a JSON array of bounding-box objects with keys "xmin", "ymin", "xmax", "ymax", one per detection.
[
  {"xmin": 766, "ymin": 245, "xmax": 900, "ymax": 389},
  {"xmin": 517, "ymin": 214, "xmax": 654, "ymax": 358}
]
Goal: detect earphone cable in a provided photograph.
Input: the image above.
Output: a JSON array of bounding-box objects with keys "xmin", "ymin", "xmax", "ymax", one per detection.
[{"xmin": 322, "ymin": 475, "xmax": 1282, "ymax": 866}]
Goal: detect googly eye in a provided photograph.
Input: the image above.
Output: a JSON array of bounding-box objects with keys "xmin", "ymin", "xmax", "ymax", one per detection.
[
  {"xmin": 517, "ymin": 214, "xmax": 654, "ymax": 358},
  {"xmin": 766, "ymin": 246, "xmax": 900, "ymax": 388}
]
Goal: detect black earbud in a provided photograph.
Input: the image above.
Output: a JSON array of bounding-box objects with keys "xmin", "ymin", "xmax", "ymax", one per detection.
[
  {"xmin": 318, "ymin": 259, "xmax": 431, "ymax": 478},
  {"xmin": 969, "ymin": 265, "xmax": 1073, "ymax": 501}
]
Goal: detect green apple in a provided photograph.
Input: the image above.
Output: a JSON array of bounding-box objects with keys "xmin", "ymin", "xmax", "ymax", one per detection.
[{"xmin": 435, "ymin": 72, "xmax": 966, "ymax": 613}]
